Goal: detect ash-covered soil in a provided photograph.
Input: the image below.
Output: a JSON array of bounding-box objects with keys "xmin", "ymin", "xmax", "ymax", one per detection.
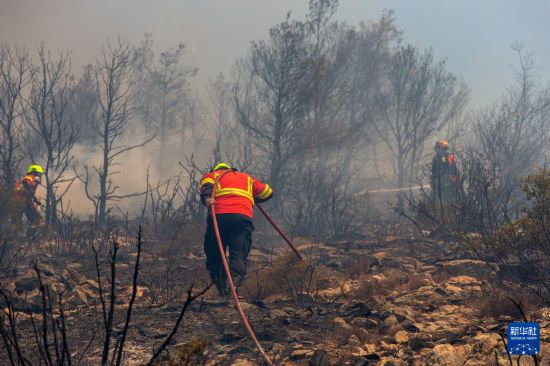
[{"xmin": 1, "ymin": 230, "xmax": 549, "ymax": 365}]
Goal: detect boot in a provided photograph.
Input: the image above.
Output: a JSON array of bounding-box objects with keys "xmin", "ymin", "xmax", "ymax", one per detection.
[
  {"xmin": 26, "ymin": 225, "xmax": 39, "ymax": 239},
  {"xmin": 232, "ymin": 275, "xmax": 246, "ymax": 299},
  {"xmin": 214, "ymin": 277, "xmax": 229, "ymax": 298}
]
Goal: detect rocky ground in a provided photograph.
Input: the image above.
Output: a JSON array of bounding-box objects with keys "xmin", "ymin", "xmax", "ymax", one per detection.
[{"xmin": 1, "ymin": 230, "xmax": 549, "ymax": 365}]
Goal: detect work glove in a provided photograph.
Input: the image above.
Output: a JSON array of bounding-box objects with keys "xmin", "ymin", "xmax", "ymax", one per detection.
[{"xmin": 206, "ymin": 197, "xmax": 215, "ymax": 207}]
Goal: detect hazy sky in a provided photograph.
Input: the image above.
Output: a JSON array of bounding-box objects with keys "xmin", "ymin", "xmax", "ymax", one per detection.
[{"xmin": 1, "ymin": 0, "xmax": 549, "ymax": 107}]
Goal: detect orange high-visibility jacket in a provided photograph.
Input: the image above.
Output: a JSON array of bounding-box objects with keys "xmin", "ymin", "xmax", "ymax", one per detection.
[
  {"xmin": 14, "ymin": 175, "xmax": 39, "ymax": 204},
  {"xmin": 199, "ymin": 169, "xmax": 273, "ymax": 218}
]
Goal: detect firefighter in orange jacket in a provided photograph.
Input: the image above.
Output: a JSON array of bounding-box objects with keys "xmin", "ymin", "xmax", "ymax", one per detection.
[
  {"xmin": 200, "ymin": 162, "xmax": 273, "ymax": 296},
  {"xmin": 431, "ymin": 140, "xmax": 460, "ymax": 203},
  {"xmin": 13, "ymin": 164, "xmax": 43, "ymax": 230}
]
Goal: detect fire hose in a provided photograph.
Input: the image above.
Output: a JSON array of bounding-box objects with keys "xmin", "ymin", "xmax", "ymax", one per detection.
[
  {"xmin": 256, "ymin": 204, "xmax": 303, "ymax": 261},
  {"xmin": 210, "ymin": 171, "xmax": 303, "ymax": 365}
]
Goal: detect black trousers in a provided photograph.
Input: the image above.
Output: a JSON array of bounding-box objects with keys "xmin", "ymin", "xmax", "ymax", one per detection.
[
  {"xmin": 204, "ymin": 213, "xmax": 254, "ymax": 286},
  {"xmin": 12, "ymin": 203, "xmax": 40, "ymax": 226},
  {"xmin": 24, "ymin": 205, "xmax": 41, "ymax": 225}
]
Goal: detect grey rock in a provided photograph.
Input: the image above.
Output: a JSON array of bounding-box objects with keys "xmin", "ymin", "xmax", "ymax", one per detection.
[
  {"xmin": 137, "ymin": 326, "xmax": 167, "ymax": 339},
  {"xmin": 346, "ymin": 302, "xmax": 372, "ymax": 317},
  {"xmin": 15, "ymin": 276, "xmax": 40, "ymax": 293},
  {"xmin": 309, "ymin": 350, "xmax": 340, "ymax": 366},
  {"xmin": 221, "ymin": 331, "xmax": 244, "ymax": 343},
  {"xmin": 442, "ymin": 259, "xmax": 499, "ymax": 279}
]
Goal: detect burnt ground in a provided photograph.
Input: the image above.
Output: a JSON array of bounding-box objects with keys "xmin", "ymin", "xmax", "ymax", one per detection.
[{"xmin": 1, "ymin": 226, "xmax": 549, "ymax": 366}]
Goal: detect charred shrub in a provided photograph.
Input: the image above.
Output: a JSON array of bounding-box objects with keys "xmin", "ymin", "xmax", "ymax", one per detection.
[
  {"xmin": 394, "ymin": 149, "xmax": 514, "ymax": 241},
  {"xmin": 0, "ymin": 187, "xmax": 20, "ymax": 237},
  {"xmin": 467, "ymin": 170, "xmax": 550, "ymax": 306},
  {"xmin": 278, "ymin": 161, "xmax": 371, "ymax": 240},
  {"xmin": 241, "ymin": 252, "xmax": 337, "ymax": 309},
  {"xmin": 166, "ymin": 338, "xmax": 207, "ymax": 366},
  {"xmin": 353, "ymin": 270, "xmax": 428, "ymax": 301},
  {"xmin": 472, "ymin": 286, "xmax": 536, "ymax": 320}
]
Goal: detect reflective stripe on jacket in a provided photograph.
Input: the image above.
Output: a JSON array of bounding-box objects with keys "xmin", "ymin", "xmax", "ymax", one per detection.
[
  {"xmin": 14, "ymin": 175, "xmax": 39, "ymax": 203},
  {"xmin": 199, "ymin": 169, "xmax": 273, "ymax": 218}
]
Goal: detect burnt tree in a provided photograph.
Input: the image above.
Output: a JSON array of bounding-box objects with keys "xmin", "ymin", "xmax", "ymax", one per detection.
[
  {"xmin": 0, "ymin": 45, "xmax": 28, "ymax": 188},
  {"xmin": 23, "ymin": 44, "xmax": 78, "ymax": 226},
  {"xmin": 375, "ymin": 45, "xmax": 468, "ymax": 188},
  {"xmin": 79, "ymin": 39, "xmax": 150, "ymax": 229}
]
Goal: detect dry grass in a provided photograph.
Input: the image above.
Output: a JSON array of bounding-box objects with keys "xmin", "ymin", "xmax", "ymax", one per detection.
[
  {"xmin": 432, "ymin": 270, "xmax": 453, "ymax": 284},
  {"xmin": 240, "ymin": 253, "xmax": 338, "ymax": 307},
  {"xmin": 354, "ymin": 276, "xmax": 390, "ymax": 299},
  {"xmin": 529, "ymin": 306, "xmax": 550, "ymax": 321},
  {"xmin": 353, "ymin": 270, "xmax": 428, "ymax": 301},
  {"xmin": 345, "ymin": 255, "xmax": 377, "ymax": 279},
  {"xmin": 164, "ymin": 338, "xmax": 207, "ymax": 366},
  {"xmin": 402, "ymin": 272, "xmax": 425, "ymax": 292},
  {"xmin": 471, "ymin": 287, "xmax": 537, "ymax": 320}
]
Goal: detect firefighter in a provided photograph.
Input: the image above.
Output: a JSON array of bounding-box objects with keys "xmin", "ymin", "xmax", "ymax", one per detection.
[
  {"xmin": 430, "ymin": 139, "xmax": 460, "ymax": 203},
  {"xmin": 199, "ymin": 162, "xmax": 273, "ymax": 297},
  {"xmin": 13, "ymin": 164, "xmax": 43, "ymax": 235}
]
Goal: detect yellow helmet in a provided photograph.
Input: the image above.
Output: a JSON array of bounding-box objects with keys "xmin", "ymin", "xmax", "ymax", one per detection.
[
  {"xmin": 435, "ymin": 139, "xmax": 449, "ymax": 150},
  {"xmin": 27, "ymin": 164, "xmax": 44, "ymax": 175},
  {"xmin": 212, "ymin": 162, "xmax": 231, "ymax": 171}
]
